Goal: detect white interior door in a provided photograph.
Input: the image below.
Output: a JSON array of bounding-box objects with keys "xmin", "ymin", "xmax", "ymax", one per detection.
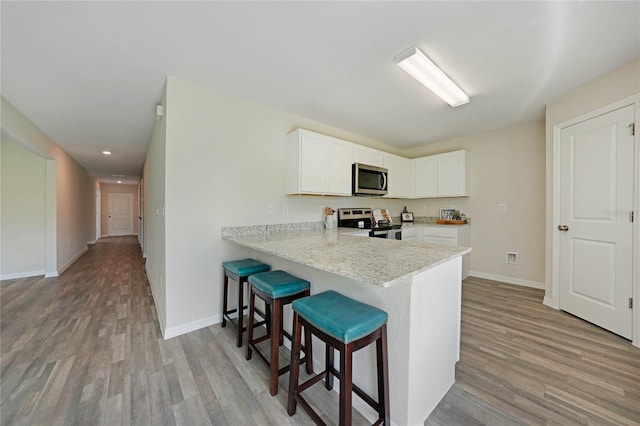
[
  {"xmin": 108, "ymin": 193, "xmax": 134, "ymax": 236},
  {"xmin": 558, "ymin": 104, "xmax": 634, "ymax": 339}
]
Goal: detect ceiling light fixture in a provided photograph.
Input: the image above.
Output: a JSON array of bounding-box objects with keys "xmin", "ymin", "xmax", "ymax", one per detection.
[
  {"xmin": 102, "ymin": 150, "xmax": 112, "ymax": 155},
  {"xmin": 117, "ymin": 180, "xmax": 122, "ymax": 184},
  {"xmin": 395, "ymin": 46, "xmax": 469, "ymax": 107}
]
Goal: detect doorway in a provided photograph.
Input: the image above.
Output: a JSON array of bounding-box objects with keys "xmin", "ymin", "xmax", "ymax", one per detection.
[
  {"xmin": 553, "ymin": 103, "xmax": 635, "ymax": 340},
  {"xmin": 108, "ymin": 193, "xmax": 134, "ymax": 236}
]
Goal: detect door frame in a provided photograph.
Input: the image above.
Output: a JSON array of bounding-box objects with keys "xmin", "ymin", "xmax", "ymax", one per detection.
[
  {"xmin": 550, "ymin": 95, "xmax": 639, "ymax": 347},
  {"xmin": 95, "ymin": 188, "xmax": 101, "ymax": 241}
]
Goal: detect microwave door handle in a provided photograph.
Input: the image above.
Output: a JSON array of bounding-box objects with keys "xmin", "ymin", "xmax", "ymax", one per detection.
[{"xmin": 381, "ymin": 172, "xmax": 387, "ymax": 190}]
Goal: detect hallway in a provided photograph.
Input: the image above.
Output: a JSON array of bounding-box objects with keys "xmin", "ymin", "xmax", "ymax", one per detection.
[{"xmin": 0, "ymin": 238, "xmax": 345, "ymax": 425}]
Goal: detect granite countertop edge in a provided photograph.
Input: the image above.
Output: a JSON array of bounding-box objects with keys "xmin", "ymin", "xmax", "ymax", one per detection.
[{"xmin": 222, "ymin": 224, "xmax": 471, "ymax": 288}]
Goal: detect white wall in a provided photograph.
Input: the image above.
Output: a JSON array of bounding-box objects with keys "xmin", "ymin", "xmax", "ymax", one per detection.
[
  {"xmin": 0, "ymin": 97, "xmax": 94, "ymax": 276},
  {"xmin": 0, "ymin": 136, "xmax": 47, "ymax": 278},
  {"xmin": 157, "ymin": 76, "xmax": 405, "ymax": 337},
  {"xmin": 401, "ymin": 121, "xmax": 546, "ymax": 287},
  {"xmin": 143, "ymin": 84, "xmax": 168, "ymax": 332}
]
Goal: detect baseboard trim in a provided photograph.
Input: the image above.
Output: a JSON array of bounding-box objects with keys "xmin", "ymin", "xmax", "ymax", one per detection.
[
  {"xmin": 468, "ymin": 271, "xmax": 545, "ymax": 289},
  {"xmin": 145, "ymin": 264, "xmax": 166, "ymax": 338},
  {"xmin": 1, "ymin": 270, "xmax": 45, "ymax": 280},
  {"xmin": 58, "ymin": 246, "xmax": 88, "ymax": 276},
  {"xmin": 164, "ymin": 315, "xmax": 221, "ymax": 340},
  {"xmin": 45, "ymin": 271, "xmax": 58, "ymax": 278},
  {"xmin": 543, "ymin": 296, "xmax": 558, "ymax": 309},
  {"xmin": 87, "ymin": 240, "xmax": 97, "ymax": 245}
]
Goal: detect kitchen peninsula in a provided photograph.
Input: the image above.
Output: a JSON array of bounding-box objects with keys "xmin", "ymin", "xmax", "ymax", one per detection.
[{"xmin": 222, "ymin": 224, "xmax": 471, "ymax": 426}]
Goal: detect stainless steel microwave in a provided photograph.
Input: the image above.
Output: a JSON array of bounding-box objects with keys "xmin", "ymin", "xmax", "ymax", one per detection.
[{"xmin": 352, "ymin": 163, "xmax": 388, "ymax": 196}]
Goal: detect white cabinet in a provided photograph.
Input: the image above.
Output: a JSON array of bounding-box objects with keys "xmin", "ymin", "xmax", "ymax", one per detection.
[
  {"xmin": 354, "ymin": 145, "xmax": 384, "ymax": 168},
  {"xmin": 437, "ymin": 150, "xmax": 468, "ymax": 197},
  {"xmin": 413, "ymin": 150, "xmax": 469, "ymax": 198},
  {"xmin": 400, "ymin": 225, "xmax": 422, "ymax": 243},
  {"xmin": 414, "ymin": 155, "xmax": 438, "ymax": 198},
  {"xmin": 286, "ymin": 129, "xmax": 354, "ymax": 195},
  {"xmin": 383, "ymin": 153, "xmax": 411, "ymax": 198},
  {"xmin": 423, "ymin": 225, "xmax": 470, "ymax": 278}
]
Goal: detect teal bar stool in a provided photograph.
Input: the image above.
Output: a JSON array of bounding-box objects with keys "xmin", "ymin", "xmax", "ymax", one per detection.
[
  {"xmin": 222, "ymin": 258, "xmax": 271, "ymax": 347},
  {"xmin": 246, "ymin": 270, "xmax": 314, "ymax": 396},
  {"xmin": 287, "ymin": 290, "xmax": 390, "ymax": 426}
]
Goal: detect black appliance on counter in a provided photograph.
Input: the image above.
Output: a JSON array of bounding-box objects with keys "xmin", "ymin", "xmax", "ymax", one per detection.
[{"xmin": 337, "ymin": 208, "xmax": 402, "ymax": 240}]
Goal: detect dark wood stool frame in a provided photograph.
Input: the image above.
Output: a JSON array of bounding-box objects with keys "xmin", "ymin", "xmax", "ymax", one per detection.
[
  {"xmin": 246, "ymin": 285, "xmax": 314, "ymax": 396},
  {"xmin": 222, "ymin": 268, "xmax": 268, "ymax": 347},
  {"xmin": 287, "ymin": 312, "xmax": 390, "ymax": 426}
]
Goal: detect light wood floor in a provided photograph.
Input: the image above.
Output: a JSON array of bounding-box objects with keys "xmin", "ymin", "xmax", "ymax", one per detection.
[{"xmin": 1, "ymin": 238, "xmax": 639, "ymax": 425}]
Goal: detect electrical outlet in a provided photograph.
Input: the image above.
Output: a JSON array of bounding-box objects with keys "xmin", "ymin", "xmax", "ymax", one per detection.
[
  {"xmin": 267, "ymin": 204, "xmax": 273, "ymax": 214},
  {"xmin": 506, "ymin": 251, "xmax": 518, "ymax": 264},
  {"xmin": 499, "ymin": 203, "xmax": 507, "ymax": 213},
  {"xmin": 282, "ymin": 204, "xmax": 289, "ymax": 214}
]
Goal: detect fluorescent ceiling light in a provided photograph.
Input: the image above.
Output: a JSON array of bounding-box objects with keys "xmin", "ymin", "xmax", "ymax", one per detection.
[
  {"xmin": 102, "ymin": 150, "xmax": 112, "ymax": 155},
  {"xmin": 395, "ymin": 46, "xmax": 469, "ymax": 107}
]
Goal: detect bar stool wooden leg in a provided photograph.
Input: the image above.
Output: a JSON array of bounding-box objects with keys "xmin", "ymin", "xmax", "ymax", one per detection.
[
  {"xmin": 339, "ymin": 345, "xmax": 353, "ymax": 426},
  {"xmin": 287, "ymin": 311, "xmax": 302, "ymax": 416},
  {"xmin": 236, "ymin": 277, "xmax": 245, "ymax": 347},
  {"xmin": 221, "ymin": 274, "xmax": 229, "ymax": 328},
  {"xmin": 269, "ymin": 298, "xmax": 282, "ymax": 395},
  {"xmin": 245, "ymin": 288, "xmax": 256, "ymax": 360},
  {"xmin": 377, "ymin": 325, "xmax": 390, "ymax": 425},
  {"xmin": 325, "ymin": 344, "xmax": 334, "ymax": 390}
]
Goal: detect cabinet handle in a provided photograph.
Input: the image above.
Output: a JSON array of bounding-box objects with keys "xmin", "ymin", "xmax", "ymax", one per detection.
[{"xmin": 557, "ymin": 225, "xmax": 569, "ymax": 231}]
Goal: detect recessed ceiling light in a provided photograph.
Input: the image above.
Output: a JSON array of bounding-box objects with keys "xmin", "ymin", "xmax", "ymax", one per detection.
[
  {"xmin": 102, "ymin": 151, "xmax": 112, "ymax": 155},
  {"xmin": 395, "ymin": 46, "xmax": 469, "ymax": 107}
]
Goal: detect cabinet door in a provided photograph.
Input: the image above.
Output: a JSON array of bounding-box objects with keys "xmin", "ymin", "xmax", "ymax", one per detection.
[
  {"xmin": 414, "ymin": 155, "xmax": 437, "ymax": 197},
  {"xmin": 383, "ymin": 153, "xmax": 410, "ymax": 198},
  {"xmin": 327, "ymin": 137, "xmax": 354, "ymax": 195},
  {"xmin": 299, "ymin": 132, "xmax": 328, "ymax": 193},
  {"xmin": 354, "ymin": 145, "xmax": 384, "ymax": 168},
  {"xmin": 437, "ymin": 150, "xmax": 466, "ymax": 196}
]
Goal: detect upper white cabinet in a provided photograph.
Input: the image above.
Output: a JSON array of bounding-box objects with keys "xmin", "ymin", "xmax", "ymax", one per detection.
[
  {"xmin": 354, "ymin": 145, "xmax": 384, "ymax": 168},
  {"xmin": 286, "ymin": 128, "xmax": 469, "ymax": 199},
  {"xmin": 383, "ymin": 153, "xmax": 411, "ymax": 198},
  {"xmin": 414, "ymin": 150, "xmax": 469, "ymax": 198},
  {"xmin": 414, "ymin": 155, "xmax": 438, "ymax": 198},
  {"xmin": 286, "ymin": 129, "xmax": 354, "ymax": 196}
]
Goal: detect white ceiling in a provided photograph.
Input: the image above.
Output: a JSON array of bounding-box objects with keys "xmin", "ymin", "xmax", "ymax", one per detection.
[{"xmin": 2, "ymin": 2, "xmax": 639, "ymax": 184}]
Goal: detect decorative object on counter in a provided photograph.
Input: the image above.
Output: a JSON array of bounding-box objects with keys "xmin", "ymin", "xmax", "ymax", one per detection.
[
  {"xmin": 324, "ymin": 207, "xmax": 337, "ymax": 229},
  {"xmin": 288, "ymin": 290, "xmax": 390, "ymax": 425},
  {"xmin": 222, "ymin": 259, "xmax": 271, "ymax": 347},
  {"xmin": 372, "ymin": 208, "xmax": 392, "ymax": 227},
  {"xmin": 401, "ymin": 206, "xmax": 414, "ymax": 223},
  {"xmin": 438, "ymin": 208, "xmax": 467, "ymax": 224},
  {"xmin": 246, "ymin": 270, "xmax": 313, "ymax": 396}
]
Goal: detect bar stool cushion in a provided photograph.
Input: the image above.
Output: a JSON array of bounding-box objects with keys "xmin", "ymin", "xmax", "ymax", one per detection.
[
  {"xmin": 223, "ymin": 258, "xmax": 270, "ymax": 277},
  {"xmin": 292, "ymin": 290, "xmax": 388, "ymax": 344},
  {"xmin": 249, "ymin": 270, "xmax": 310, "ymax": 299}
]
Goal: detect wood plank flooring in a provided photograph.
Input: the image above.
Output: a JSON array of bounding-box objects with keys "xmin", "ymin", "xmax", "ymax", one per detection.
[
  {"xmin": 427, "ymin": 277, "xmax": 640, "ymax": 426},
  {"xmin": 1, "ymin": 238, "xmax": 639, "ymax": 425}
]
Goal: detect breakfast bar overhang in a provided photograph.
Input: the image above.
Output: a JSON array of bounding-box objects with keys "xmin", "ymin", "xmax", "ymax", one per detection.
[{"xmin": 223, "ymin": 226, "xmax": 471, "ymax": 426}]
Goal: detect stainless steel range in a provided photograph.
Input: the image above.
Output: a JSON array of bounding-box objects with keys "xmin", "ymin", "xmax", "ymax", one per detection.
[{"xmin": 337, "ymin": 208, "xmax": 402, "ymax": 240}]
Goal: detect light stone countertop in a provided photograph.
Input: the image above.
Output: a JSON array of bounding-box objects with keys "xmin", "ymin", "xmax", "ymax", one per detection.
[{"xmin": 222, "ymin": 227, "xmax": 471, "ymax": 288}]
